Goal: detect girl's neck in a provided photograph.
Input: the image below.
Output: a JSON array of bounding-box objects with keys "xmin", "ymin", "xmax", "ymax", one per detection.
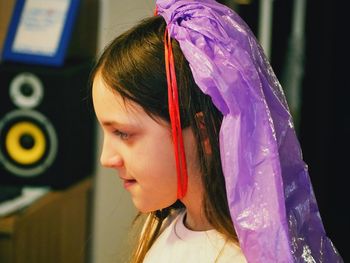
[
  {"xmin": 182, "ymin": 208, "xmax": 213, "ymax": 231},
  {"xmin": 180, "ymin": 173, "xmax": 213, "ymax": 231}
]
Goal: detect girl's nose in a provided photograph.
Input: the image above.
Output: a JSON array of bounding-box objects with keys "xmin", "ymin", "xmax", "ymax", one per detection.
[
  {"xmin": 100, "ymin": 138, "xmax": 124, "ymax": 168},
  {"xmin": 100, "ymin": 154, "xmax": 124, "ymax": 168}
]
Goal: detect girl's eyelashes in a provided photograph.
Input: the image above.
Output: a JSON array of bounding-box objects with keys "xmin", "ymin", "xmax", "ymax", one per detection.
[{"xmin": 113, "ymin": 129, "xmax": 130, "ymax": 140}]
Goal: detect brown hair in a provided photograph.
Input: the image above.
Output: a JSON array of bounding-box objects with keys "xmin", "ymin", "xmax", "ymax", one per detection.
[{"xmin": 91, "ymin": 15, "xmax": 238, "ymax": 263}]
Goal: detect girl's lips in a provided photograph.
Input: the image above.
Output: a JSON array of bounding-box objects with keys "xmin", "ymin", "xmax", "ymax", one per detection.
[{"xmin": 123, "ymin": 179, "xmax": 136, "ymax": 189}]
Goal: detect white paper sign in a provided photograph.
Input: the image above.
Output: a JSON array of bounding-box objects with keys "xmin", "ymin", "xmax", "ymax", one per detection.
[{"xmin": 12, "ymin": 0, "xmax": 70, "ymax": 56}]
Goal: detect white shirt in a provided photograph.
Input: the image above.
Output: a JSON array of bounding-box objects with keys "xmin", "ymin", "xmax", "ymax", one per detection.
[{"xmin": 143, "ymin": 210, "xmax": 247, "ymax": 263}]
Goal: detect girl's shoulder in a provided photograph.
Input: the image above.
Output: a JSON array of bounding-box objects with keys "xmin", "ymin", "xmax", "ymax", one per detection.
[{"xmin": 144, "ymin": 209, "xmax": 247, "ymax": 263}]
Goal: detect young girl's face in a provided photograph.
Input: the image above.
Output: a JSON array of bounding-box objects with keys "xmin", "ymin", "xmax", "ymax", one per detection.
[{"xmin": 92, "ymin": 72, "xmax": 199, "ymax": 212}]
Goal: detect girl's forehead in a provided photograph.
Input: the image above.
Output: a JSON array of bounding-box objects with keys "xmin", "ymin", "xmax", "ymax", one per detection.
[
  {"xmin": 93, "ymin": 73, "xmax": 132, "ymax": 109},
  {"xmin": 92, "ymin": 73, "xmax": 156, "ymax": 126}
]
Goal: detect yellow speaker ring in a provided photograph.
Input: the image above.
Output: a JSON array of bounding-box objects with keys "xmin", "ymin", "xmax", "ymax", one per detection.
[{"xmin": 5, "ymin": 122, "xmax": 46, "ymax": 165}]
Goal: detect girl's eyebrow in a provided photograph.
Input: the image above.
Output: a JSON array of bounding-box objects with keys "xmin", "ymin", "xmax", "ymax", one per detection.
[
  {"xmin": 101, "ymin": 120, "xmax": 139, "ymax": 129},
  {"xmin": 102, "ymin": 121, "xmax": 119, "ymax": 126},
  {"xmin": 102, "ymin": 120, "xmax": 128, "ymax": 126}
]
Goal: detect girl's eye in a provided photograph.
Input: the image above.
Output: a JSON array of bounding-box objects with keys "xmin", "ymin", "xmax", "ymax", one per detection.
[{"xmin": 113, "ymin": 130, "xmax": 130, "ymax": 140}]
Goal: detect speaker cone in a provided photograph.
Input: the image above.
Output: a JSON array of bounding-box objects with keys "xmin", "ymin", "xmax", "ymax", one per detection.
[
  {"xmin": 9, "ymin": 72, "xmax": 44, "ymax": 109},
  {"xmin": 0, "ymin": 110, "xmax": 58, "ymax": 177}
]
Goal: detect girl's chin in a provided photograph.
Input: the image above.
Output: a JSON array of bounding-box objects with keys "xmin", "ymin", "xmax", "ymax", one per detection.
[{"xmin": 132, "ymin": 201, "xmax": 178, "ymax": 214}]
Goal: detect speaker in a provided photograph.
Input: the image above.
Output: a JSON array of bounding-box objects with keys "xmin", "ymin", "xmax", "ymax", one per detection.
[{"xmin": 0, "ymin": 61, "xmax": 96, "ymax": 189}]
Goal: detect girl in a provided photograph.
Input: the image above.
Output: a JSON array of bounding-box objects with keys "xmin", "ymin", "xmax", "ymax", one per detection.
[{"xmin": 91, "ymin": 0, "xmax": 343, "ymax": 262}]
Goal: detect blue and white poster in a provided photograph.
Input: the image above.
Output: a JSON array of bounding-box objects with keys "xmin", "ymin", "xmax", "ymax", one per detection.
[{"xmin": 2, "ymin": 0, "xmax": 80, "ymax": 66}]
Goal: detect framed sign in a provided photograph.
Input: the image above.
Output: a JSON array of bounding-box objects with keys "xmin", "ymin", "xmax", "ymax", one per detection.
[{"xmin": 2, "ymin": 0, "xmax": 80, "ymax": 66}]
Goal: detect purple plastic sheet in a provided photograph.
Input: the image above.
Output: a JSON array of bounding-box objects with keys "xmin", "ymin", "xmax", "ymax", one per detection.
[{"xmin": 157, "ymin": 0, "xmax": 343, "ymax": 262}]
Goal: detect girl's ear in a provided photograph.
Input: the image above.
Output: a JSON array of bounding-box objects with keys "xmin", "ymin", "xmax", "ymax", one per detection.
[{"xmin": 195, "ymin": 112, "xmax": 212, "ymax": 155}]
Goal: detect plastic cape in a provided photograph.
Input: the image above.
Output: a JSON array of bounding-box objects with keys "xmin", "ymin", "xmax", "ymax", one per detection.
[{"xmin": 156, "ymin": 0, "xmax": 343, "ymax": 262}]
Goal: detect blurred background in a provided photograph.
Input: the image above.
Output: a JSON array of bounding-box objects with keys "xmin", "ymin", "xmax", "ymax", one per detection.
[{"xmin": 0, "ymin": 0, "xmax": 348, "ymax": 262}]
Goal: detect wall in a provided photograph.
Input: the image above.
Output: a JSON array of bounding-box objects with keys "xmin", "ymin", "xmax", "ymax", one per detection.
[{"xmin": 91, "ymin": 1, "xmax": 154, "ymax": 262}]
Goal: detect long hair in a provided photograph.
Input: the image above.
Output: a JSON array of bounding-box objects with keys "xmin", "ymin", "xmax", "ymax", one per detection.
[{"xmin": 91, "ymin": 15, "xmax": 238, "ymax": 263}]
